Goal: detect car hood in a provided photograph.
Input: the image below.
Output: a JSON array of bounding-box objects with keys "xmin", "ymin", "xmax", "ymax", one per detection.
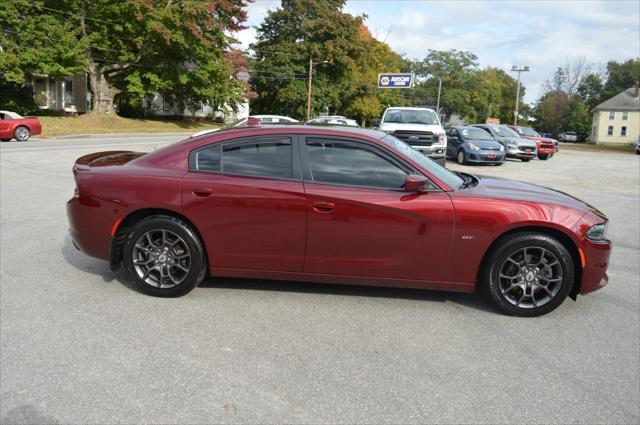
[
  {"xmin": 378, "ymin": 122, "xmax": 444, "ymax": 134},
  {"xmin": 468, "ymin": 175, "xmax": 606, "ymax": 219},
  {"xmin": 496, "ymin": 136, "xmax": 536, "ymax": 147},
  {"xmin": 466, "ymin": 139, "xmax": 503, "ymax": 149},
  {"xmin": 520, "ymin": 135, "xmax": 556, "ymax": 144}
]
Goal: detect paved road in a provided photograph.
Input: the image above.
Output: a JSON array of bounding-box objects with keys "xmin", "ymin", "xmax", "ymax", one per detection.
[{"xmin": 1, "ymin": 136, "xmax": 639, "ymax": 424}]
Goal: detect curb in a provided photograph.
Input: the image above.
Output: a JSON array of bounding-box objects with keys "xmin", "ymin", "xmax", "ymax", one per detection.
[{"xmin": 45, "ymin": 132, "xmax": 199, "ymax": 140}]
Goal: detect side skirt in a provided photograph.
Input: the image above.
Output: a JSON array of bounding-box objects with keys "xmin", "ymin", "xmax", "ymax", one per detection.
[{"xmin": 209, "ymin": 267, "xmax": 475, "ymax": 293}]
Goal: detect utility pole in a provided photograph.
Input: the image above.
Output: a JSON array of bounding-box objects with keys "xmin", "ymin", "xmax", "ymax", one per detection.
[
  {"xmin": 510, "ymin": 65, "xmax": 530, "ymax": 125},
  {"xmin": 306, "ymin": 58, "xmax": 328, "ymax": 121}
]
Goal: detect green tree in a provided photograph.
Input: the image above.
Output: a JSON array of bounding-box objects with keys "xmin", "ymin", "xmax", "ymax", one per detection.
[
  {"xmin": 602, "ymin": 59, "xmax": 640, "ymax": 100},
  {"xmin": 560, "ymin": 98, "xmax": 592, "ymax": 140},
  {"xmin": 533, "ymin": 90, "xmax": 569, "ymax": 136},
  {"xmin": 577, "ymin": 73, "xmax": 604, "ymax": 110},
  {"xmin": 250, "ymin": 0, "xmax": 394, "ymax": 121},
  {"xmin": 0, "ymin": 0, "xmax": 248, "ymax": 115}
]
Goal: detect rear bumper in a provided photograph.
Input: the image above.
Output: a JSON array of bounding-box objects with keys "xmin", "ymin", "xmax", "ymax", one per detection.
[
  {"xmin": 67, "ymin": 195, "xmax": 112, "ymax": 261},
  {"xmin": 579, "ymin": 239, "xmax": 612, "ymax": 294}
]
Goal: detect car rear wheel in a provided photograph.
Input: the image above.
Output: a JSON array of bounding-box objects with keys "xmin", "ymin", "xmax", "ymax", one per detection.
[
  {"xmin": 479, "ymin": 232, "xmax": 574, "ymax": 317},
  {"xmin": 14, "ymin": 126, "xmax": 30, "ymax": 141},
  {"xmin": 122, "ymin": 216, "xmax": 207, "ymax": 297},
  {"xmin": 457, "ymin": 149, "xmax": 466, "ymax": 165}
]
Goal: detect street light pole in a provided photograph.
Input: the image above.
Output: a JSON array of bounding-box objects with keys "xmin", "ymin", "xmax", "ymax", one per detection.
[
  {"xmin": 427, "ymin": 74, "xmax": 442, "ymax": 120},
  {"xmin": 510, "ymin": 65, "xmax": 530, "ymax": 125},
  {"xmin": 306, "ymin": 59, "xmax": 328, "ymax": 121}
]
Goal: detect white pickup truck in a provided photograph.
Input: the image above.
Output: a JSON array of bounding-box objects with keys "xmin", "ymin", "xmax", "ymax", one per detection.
[{"xmin": 376, "ymin": 107, "xmax": 447, "ymax": 166}]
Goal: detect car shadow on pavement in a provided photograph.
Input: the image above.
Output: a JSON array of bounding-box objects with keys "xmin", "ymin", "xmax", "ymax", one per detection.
[
  {"xmin": 200, "ymin": 276, "xmax": 495, "ymax": 313},
  {"xmin": 62, "ymin": 236, "xmax": 495, "ymax": 314}
]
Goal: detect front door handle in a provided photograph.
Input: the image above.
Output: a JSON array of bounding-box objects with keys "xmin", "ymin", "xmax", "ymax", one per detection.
[
  {"xmin": 192, "ymin": 188, "xmax": 212, "ymax": 197},
  {"xmin": 312, "ymin": 201, "xmax": 335, "ymax": 213}
]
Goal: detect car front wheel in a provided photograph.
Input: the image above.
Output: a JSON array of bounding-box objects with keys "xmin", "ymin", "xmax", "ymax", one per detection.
[
  {"xmin": 457, "ymin": 149, "xmax": 466, "ymax": 165},
  {"xmin": 538, "ymin": 153, "xmax": 550, "ymax": 160},
  {"xmin": 14, "ymin": 126, "xmax": 31, "ymax": 141},
  {"xmin": 479, "ymin": 232, "xmax": 574, "ymax": 317},
  {"xmin": 122, "ymin": 216, "xmax": 207, "ymax": 297}
]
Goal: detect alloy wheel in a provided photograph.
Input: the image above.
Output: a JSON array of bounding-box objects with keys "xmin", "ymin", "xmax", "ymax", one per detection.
[
  {"xmin": 497, "ymin": 246, "xmax": 563, "ymax": 308},
  {"xmin": 14, "ymin": 127, "xmax": 30, "ymax": 141},
  {"xmin": 131, "ymin": 229, "xmax": 191, "ymax": 288}
]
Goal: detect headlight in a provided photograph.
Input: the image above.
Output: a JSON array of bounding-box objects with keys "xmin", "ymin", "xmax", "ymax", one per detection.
[
  {"xmin": 508, "ymin": 144, "xmax": 518, "ymax": 151},
  {"xmin": 586, "ymin": 223, "xmax": 608, "ymax": 242},
  {"xmin": 468, "ymin": 142, "xmax": 481, "ymax": 151},
  {"xmin": 434, "ymin": 133, "xmax": 446, "ymax": 146}
]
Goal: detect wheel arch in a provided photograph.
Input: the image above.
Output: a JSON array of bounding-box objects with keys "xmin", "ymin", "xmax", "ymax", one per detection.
[
  {"xmin": 477, "ymin": 225, "xmax": 582, "ymax": 300},
  {"xmin": 110, "ymin": 208, "xmax": 208, "ymax": 271}
]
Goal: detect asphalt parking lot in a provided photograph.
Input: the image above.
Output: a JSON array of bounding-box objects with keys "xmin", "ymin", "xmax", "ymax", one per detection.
[{"xmin": 1, "ymin": 136, "xmax": 639, "ymax": 424}]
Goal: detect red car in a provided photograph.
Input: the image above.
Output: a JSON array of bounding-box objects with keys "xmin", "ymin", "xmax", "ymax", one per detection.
[
  {"xmin": 67, "ymin": 124, "xmax": 611, "ymax": 316},
  {"xmin": 506, "ymin": 125, "xmax": 556, "ymax": 160},
  {"xmin": 0, "ymin": 110, "xmax": 42, "ymax": 142}
]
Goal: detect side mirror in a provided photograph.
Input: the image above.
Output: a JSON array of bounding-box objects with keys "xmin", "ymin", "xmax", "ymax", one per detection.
[
  {"xmin": 369, "ymin": 119, "xmax": 380, "ymax": 128},
  {"xmin": 405, "ymin": 174, "xmax": 428, "ymax": 192}
]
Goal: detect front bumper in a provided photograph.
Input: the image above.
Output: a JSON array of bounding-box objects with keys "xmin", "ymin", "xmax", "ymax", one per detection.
[
  {"xmin": 411, "ymin": 145, "xmax": 446, "ymax": 164},
  {"xmin": 506, "ymin": 146, "xmax": 537, "ymax": 159},
  {"xmin": 466, "ymin": 150, "xmax": 505, "ymax": 163},
  {"xmin": 579, "ymin": 239, "xmax": 612, "ymax": 294}
]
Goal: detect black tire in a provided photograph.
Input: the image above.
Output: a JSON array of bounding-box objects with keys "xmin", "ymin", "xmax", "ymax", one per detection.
[
  {"xmin": 14, "ymin": 126, "xmax": 30, "ymax": 141},
  {"xmin": 122, "ymin": 215, "xmax": 207, "ymax": 297},
  {"xmin": 495, "ymin": 162, "xmax": 504, "ymax": 166},
  {"xmin": 538, "ymin": 153, "xmax": 550, "ymax": 160},
  {"xmin": 521, "ymin": 157, "xmax": 531, "ymax": 162},
  {"xmin": 478, "ymin": 232, "xmax": 574, "ymax": 317},
  {"xmin": 1, "ymin": 138, "xmax": 11, "ymax": 142},
  {"xmin": 457, "ymin": 149, "xmax": 466, "ymax": 165}
]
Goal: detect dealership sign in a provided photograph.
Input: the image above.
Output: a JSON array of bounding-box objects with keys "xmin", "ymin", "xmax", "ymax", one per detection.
[{"xmin": 378, "ymin": 73, "xmax": 414, "ymax": 88}]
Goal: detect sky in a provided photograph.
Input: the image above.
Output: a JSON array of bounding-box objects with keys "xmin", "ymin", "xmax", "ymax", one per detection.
[{"xmin": 235, "ymin": 0, "xmax": 640, "ymax": 103}]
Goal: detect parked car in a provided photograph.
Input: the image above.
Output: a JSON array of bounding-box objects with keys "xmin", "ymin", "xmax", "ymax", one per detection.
[
  {"xmin": 558, "ymin": 131, "xmax": 578, "ymax": 143},
  {"xmin": 67, "ymin": 125, "xmax": 611, "ymax": 317},
  {"xmin": 375, "ymin": 107, "xmax": 447, "ymax": 166},
  {"xmin": 506, "ymin": 125, "xmax": 556, "ymax": 160},
  {"xmin": 306, "ymin": 116, "xmax": 359, "ymax": 127},
  {"xmin": 445, "ymin": 126, "xmax": 505, "ymax": 165},
  {"xmin": 634, "ymin": 141, "xmax": 640, "ymax": 155},
  {"xmin": 472, "ymin": 124, "xmax": 537, "ymax": 161},
  {"xmin": 191, "ymin": 115, "xmax": 299, "ymax": 137},
  {"xmin": 0, "ymin": 110, "xmax": 42, "ymax": 142}
]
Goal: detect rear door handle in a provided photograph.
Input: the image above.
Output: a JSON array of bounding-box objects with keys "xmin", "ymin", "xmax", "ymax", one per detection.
[
  {"xmin": 312, "ymin": 201, "xmax": 335, "ymax": 213},
  {"xmin": 192, "ymin": 188, "xmax": 212, "ymax": 197}
]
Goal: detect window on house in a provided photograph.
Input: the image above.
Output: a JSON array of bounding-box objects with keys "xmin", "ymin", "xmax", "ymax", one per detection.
[
  {"xmin": 607, "ymin": 126, "xmax": 613, "ymax": 136},
  {"xmin": 162, "ymin": 96, "xmax": 172, "ymax": 112},
  {"xmin": 622, "ymin": 112, "xmax": 628, "ymax": 120},
  {"xmin": 63, "ymin": 78, "xmax": 74, "ymax": 107},
  {"xmin": 621, "ymin": 126, "xmax": 627, "ymax": 136},
  {"xmin": 608, "ymin": 112, "xmax": 615, "ymax": 120},
  {"xmin": 33, "ymin": 76, "xmax": 48, "ymax": 107}
]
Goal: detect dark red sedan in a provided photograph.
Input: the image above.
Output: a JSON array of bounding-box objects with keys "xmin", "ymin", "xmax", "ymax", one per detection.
[{"xmin": 67, "ymin": 125, "xmax": 611, "ymax": 316}]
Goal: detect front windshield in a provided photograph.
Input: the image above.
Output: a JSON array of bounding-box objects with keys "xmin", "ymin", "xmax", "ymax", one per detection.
[
  {"xmin": 460, "ymin": 127, "xmax": 493, "ymax": 141},
  {"xmin": 491, "ymin": 125, "xmax": 519, "ymax": 138},
  {"xmin": 517, "ymin": 127, "xmax": 540, "ymax": 137},
  {"xmin": 382, "ymin": 135, "xmax": 464, "ymax": 189},
  {"xmin": 382, "ymin": 109, "xmax": 439, "ymax": 125}
]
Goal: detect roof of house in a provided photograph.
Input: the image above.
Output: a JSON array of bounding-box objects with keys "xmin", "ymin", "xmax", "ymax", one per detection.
[{"xmin": 592, "ymin": 87, "xmax": 640, "ymax": 112}]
